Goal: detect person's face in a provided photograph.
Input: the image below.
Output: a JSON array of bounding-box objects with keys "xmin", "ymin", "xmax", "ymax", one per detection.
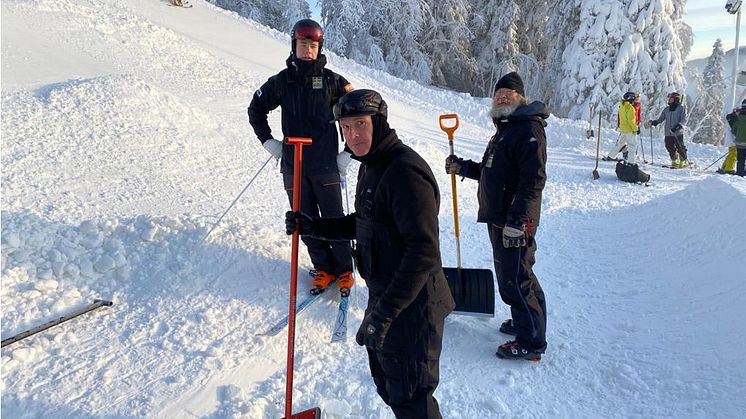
[
  {"xmin": 339, "ymin": 115, "xmax": 373, "ymax": 156},
  {"xmin": 493, "ymin": 88, "xmax": 521, "ymax": 108},
  {"xmin": 295, "ymin": 38, "xmax": 320, "ymax": 61},
  {"xmin": 668, "ymin": 96, "xmax": 675, "ymax": 104}
]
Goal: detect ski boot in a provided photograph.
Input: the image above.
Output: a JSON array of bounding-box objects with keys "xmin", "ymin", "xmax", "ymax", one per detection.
[
  {"xmin": 671, "ymin": 159, "xmax": 680, "ymax": 168},
  {"xmin": 337, "ymin": 271, "xmax": 355, "ymax": 297},
  {"xmin": 499, "ymin": 319, "xmax": 517, "ymax": 336},
  {"xmin": 496, "ymin": 340, "xmax": 542, "ymax": 362},
  {"xmin": 309, "ymin": 271, "xmax": 335, "ymax": 295},
  {"xmin": 680, "ymin": 160, "xmax": 688, "ymax": 168}
]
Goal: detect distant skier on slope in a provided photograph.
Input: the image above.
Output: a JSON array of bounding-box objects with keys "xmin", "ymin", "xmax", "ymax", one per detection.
[
  {"xmin": 248, "ymin": 19, "xmax": 355, "ymax": 295},
  {"xmin": 444, "ymin": 72, "xmax": 548, "ymax": 361},
  {"xmin": 649, "ymin": 92, "xmax": 688, "ymax": 168},
  {"xmin": 733, "ymin": 99, "xmax": 746, "ymax": 177},
  {"xmin": 606, "ymin": 92, "xmax": 640, "ymax": 163},
  {"xmin": 286, "ymin": 89, "xmax": 455, "ymax": 418}
]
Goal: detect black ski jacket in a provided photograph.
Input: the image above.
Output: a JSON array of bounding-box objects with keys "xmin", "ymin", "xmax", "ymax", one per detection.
[
  {"xmin": 312, "ymin": 129, "xmax": 455, "ymax": 331},
  {"xmin": 460, "ymin": 101, "xmax": 548, "ymax": 228},
  {"xmin": 248, "ymin": 54, "xmax": 350, "ymax": 175}
]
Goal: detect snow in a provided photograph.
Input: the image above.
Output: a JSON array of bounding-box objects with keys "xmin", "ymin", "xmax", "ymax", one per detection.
[{"xmin": 2, "ymin": 0, "xmax": 746, "ymax": 418}]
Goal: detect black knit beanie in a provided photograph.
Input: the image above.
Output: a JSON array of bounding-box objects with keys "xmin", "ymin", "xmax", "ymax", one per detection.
[{"xmin": 494, "ymin": 72, "xmax": 524, "ymax": 96}]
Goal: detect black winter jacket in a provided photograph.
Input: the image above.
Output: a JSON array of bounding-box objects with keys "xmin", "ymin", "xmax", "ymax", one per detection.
[
  {"xmin": 460, "ymin": 101, "xmax": 548, "ymax": 228},
  {"xmin": 313, "ymin": 129, "xmax": 455, "ymax": 326},
  {"xmin": 247, "ymin": 54, "xmax": 350, "ymax": 175}
]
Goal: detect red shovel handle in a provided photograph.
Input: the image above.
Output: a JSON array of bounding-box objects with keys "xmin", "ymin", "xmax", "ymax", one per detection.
[{"xmin": 285, "ymin": 136, "xmax": 312, "ymax": 419}]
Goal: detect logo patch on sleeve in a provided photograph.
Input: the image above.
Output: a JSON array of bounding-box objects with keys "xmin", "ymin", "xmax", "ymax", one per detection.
[
  {"xmin": 255, "ymin": 88, "xmax": 262, "ymax": 97},
  {"xmin": 312, "ymin": 77, "xmax": 323, "ymax": 89}
]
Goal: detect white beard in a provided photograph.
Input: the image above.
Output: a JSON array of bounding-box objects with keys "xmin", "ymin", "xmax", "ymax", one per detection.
[{"xmin": 490, "ymin": 102, "xmax": 519, "ymax": 119}]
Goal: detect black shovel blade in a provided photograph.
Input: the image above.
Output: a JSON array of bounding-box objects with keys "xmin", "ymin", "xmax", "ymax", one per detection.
[
  {"xmin": 282, "ymin": 407, "xmax": 321, "ymax": 419},
  {"xmin": 442, "ymin": 267, "xmax": 495, "ymax": 317}
]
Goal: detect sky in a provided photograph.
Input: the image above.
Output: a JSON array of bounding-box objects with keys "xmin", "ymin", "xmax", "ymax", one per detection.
[
  {"xmin": 685, "ymin": 0, "xmax": 745, "ymax": 59},
  {"xmin": 308, "ymin": 1, "xmax": 744, "ymax": 62}
]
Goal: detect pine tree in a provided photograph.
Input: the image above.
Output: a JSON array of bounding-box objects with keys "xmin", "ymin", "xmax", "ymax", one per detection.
[
  {"xmin": 421, "ymin": 0, "xmax": 476, "ymax": 92},
  {"xmin": 548, "ymin": 0, "xmax": 689, "ymax": 122},
  {"xmin": 283, "ymin": 0, "xmax": 311, "ymax": 33},
  {"xmin": 688, "ymin": 39, "xmax": 726, "ymax": 145},
  {"xmin": 470, "ymin": 0, "xmax": 520, "ymax": 96}
]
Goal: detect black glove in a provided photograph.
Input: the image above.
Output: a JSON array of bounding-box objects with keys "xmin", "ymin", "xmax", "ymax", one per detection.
[
  {"xmin": 502, "ymin": 223, "xmax": 527, "ymax": 248},
  {"xmin": 636, "ymin": 128, "xmax": 641, "ymax": 135},
  {"xmin": 445, "ymin": 155, "xmax": 465, "ymax": 176},
  {"xmin": 673, "ymin": 123, "xmax": 683, "ymax": 132},
  {"xmin": 285, "ymin": 211, "xmax": 314, "ymax": 236},
  {"xmin": 355, "ymin": 312, "xmax": 391, "ymax": 350},
  {"xmin": 649, "ymin": 120, "xmax": 657, "ymax": 127}
]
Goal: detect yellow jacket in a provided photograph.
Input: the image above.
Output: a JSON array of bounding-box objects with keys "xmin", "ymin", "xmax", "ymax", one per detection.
[{"xmin": 618, "ymin": 101, "xmax": 638, "ymax": 134}]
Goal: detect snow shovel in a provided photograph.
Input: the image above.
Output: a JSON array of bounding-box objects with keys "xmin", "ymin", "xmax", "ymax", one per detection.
[
  {"xmin": 439, "ymin": 114, "xmax": 495, "ymax": 317},
  {"xmin": 282, "ymin": 137, "xmax": 321, "ymax": 419},
  {"xmin": 593, "ymin": 111, "xmax": 602, "ymax": 180}
]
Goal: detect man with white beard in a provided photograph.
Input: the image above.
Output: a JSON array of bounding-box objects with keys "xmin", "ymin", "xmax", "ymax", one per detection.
[{"xmin": 444, "ymin": 72, "xmax": 549, "ymax": 361}]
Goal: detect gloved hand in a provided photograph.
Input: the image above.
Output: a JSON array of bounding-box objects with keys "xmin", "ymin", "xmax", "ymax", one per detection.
[
  {"xmin": 337, "ymin": 151, "xmax": 353, "ymax": 174},
  {"xmin": 636, "ymin": 128, "xmax": 641, "ymax": 135},
  {"xmin": 445, "ymin": 155, "xmax": 465, "ymax": 175},
  {"xmin": 262, "ymin": 138, "xmax": 283, "ymax": 159},
  {"xmin": 355, "ymin": 312, "xmax": 391, "ymax": 350},
  {"xmin": 673, "ymin": 123, "xmax": 683, "ymax": 132},
  {"xmin": 285, "ymin": 211, "xmax": 314, "ymax": 236},
  {"xmin": 649, "ymin": 120, "xmax": 657, "ymax": 127},
  {"xmin": 502, "ymin": 223, "xmax": 527, "ymax": 248}
]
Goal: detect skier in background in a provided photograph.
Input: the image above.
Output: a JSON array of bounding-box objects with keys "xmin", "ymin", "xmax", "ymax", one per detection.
[
  {"xmin": 733, "ymin": 100, "xmax": 746, "ymax": 177},
  {"xmin": 606, "ymin": 92, "xmax": 639, "ymax": 163},
  {"xmin": 719, "ymin": 107, "xmax": 739, "ymax": 175},
  {"xmin": 649, "ymin": 92, "xmax": 688, "ymax": 168},
  {"xmin": 248, "ymin": 19, "xmax": 355, "ymax": 295}
]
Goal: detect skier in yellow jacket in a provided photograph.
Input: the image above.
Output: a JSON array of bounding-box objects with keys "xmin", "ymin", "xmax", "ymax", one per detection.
[{"xmin": 605, "ymin": 92, "xmax": 640, "ymax": 163}]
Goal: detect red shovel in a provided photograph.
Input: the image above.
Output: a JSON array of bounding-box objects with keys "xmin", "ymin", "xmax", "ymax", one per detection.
[{"xmin": 282, "ymin": 137, "xmax": 321, "ymax": 419}]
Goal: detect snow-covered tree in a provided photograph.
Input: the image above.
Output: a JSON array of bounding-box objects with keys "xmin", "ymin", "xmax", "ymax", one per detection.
[
  {"xmin": 549, "ymin": 0, "xmax": 688, "ymax": 122},
  {"xmin": 283, "ymin": 0, "xmax": 311, "ymax": 33},
  {"xmin": 421, "ymin": 0, "xmax": 476, "ymax": 92},
  {"xmin": 470, "ymin": 0, "xmax": 520, "ymax": 96},
  {"xmin": 688, "ymin": 39, "xmax": 726, "ymax": 145}
]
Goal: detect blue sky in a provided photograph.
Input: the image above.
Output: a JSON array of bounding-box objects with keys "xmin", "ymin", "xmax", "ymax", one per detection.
[
  {"xmin": 685, "ymin": 0, "xmax": 744, "ymax": 59},
  {"xmin": 309, "ymin": 1, "xmax": 744, "ymax": 61}
]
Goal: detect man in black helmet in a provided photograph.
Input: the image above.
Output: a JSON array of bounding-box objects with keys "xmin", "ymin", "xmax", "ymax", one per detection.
[
  {"xmin": 649, "ymin": 92, "xmax": 688, "ymax": 168},
  {"xmin": 285, "ymin": 89, "xmax": 455, "ymax": 419},
  {"xmin": 248, "ymin": 19, "xmax": 356, "ymax": 295},
  {"xmin": 445, "ymin": 71, "xmax": 548, "ymax": 361}
]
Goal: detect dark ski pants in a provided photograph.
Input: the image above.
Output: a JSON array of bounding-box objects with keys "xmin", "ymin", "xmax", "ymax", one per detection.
[
  {"xmin": 737, "ymin": 147, "xmax": 746, "ymax": 176},
  {"xmin": 365, "ymin": 308, "xmax": 446, "ymax": 419},
  {"xmin": 283, "ymin": 172, "xmax": 352, "ymax": 275},
  {"xmin": 665, "ymin": 135, "xmax": 688, "ymax": 162},
  {"xmin": 488, "ymin": 225, "xmax": 547, "ymax": 352}
]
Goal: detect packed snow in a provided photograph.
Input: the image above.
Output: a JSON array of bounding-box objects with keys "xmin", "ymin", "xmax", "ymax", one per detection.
[{"xmin": 2, "ymin": 1, "xmax": 745, "ymax": 418}]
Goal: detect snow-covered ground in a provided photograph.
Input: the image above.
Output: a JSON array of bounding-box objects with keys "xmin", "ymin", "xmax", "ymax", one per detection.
[{"xmin": 2, "ymin": 1, "xmax": 745, "ymax": 418}]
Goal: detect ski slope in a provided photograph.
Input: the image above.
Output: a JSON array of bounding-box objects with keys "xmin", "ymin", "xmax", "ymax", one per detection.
[{"xmin": 2, "ymin": 1, "xmax": 746, "ymax": 418}]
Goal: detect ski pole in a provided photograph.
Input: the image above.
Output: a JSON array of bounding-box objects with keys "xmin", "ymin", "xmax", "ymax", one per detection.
[
  {"xmin": 649, "ymin": 125, "xmax": 654, "ymax": 165},
  {"xmin": 1, "ymin": 299, "xmax": 113, "ymax": 348},
  {"xmin": 639, "ymin": 130, "xmax": 646, "ymax": 163},
  {"xmin": 704, "ymin": 151, "xmax": 729, "ymax": 171},
  {"xmin": 593, "ymin": 111, "xmax": 602, "ymax": 180},
  {"xmin": 200, "ymin": 155, "xmax": 273, "ymax": 243}
]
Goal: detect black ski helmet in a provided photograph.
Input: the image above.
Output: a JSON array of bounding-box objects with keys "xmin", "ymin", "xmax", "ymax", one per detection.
[
  {"xmin": 291, "ymin": 19, "xmax": 324, "ymax": 54},
  {"xmin": 333, "ymin": 89, "xmax": 388, "ymax": 120},
  {"xmin": 623, "ymin": 91, "xmax": 636, "ymax": 102}
]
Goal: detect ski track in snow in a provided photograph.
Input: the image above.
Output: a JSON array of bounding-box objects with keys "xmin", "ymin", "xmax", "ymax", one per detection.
[{"xmin": 2, "ymin": 0, "xmax": 746, "ymax": 418}]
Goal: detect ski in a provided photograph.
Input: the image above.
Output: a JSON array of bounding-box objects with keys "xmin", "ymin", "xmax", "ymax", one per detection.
[
  {"xmin": 330, "ymin": 294, "xmax": 349, "ymax": 343},
  {"xmin": 257, "ymin": 290, "xmax": 327, "ymax": 337}
]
